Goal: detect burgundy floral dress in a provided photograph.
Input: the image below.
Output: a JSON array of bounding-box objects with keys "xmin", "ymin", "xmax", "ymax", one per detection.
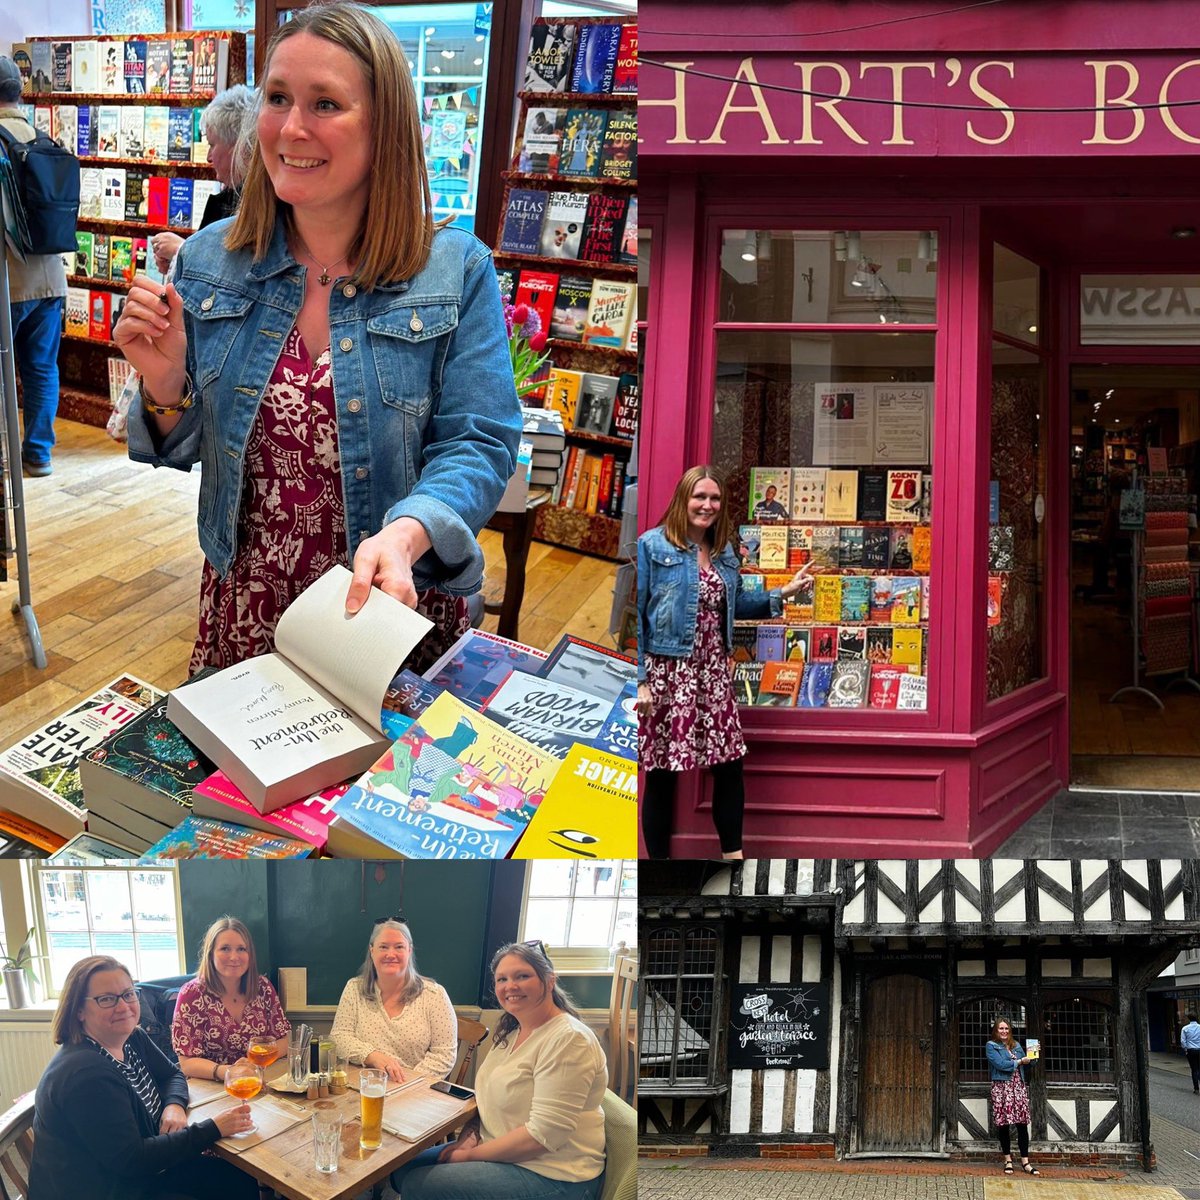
[
  {"xmin": 171, "ymin": 976, "xmax": 290, "ymax": 1065},
  {"xmin": 990, "ymin": 1045, "xmax": 1031, "ymax": 1126},
  {"xmin": 190, "ymin": 327, "xmax": 469, "ymax": 674},
  {"xmin": 641, "ymin": 565, "xmax": 746, "ymax": 771}
]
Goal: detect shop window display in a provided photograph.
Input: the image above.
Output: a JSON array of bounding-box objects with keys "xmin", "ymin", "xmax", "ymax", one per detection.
[{"xmin": 713, "ymin": 229, "xmax": 938, "ymax": 712}]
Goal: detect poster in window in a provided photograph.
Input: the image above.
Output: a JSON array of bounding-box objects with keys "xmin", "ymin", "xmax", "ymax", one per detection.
[{"xmin": 727, "ymin": 983, "xmax": 830, "ymax": 1070}]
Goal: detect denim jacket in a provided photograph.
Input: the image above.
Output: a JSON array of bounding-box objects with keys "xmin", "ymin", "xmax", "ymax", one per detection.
[
  {"xmin": 986, "ymin": 1040, "xmax": 1029, "ymax": 1082},
  {"xmin": 127, "ymin": 217, "xmax": 520, "ymax": 595},
  {"xmin": 637, "ymin": 526, "xmax": 781, "ymax": 681}
]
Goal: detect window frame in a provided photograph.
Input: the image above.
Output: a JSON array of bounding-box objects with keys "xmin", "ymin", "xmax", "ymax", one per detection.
[
  {"xmin": 517, "ymin": 860, "xmax": 636, "ymax": 971},
  {"xmin": 24, "ymin": 861, "xmax": 185, "ymax": 1001},
  {"xmin": 1039, "ymin": 995, "xmax": 1116, "ymax": 1086}
]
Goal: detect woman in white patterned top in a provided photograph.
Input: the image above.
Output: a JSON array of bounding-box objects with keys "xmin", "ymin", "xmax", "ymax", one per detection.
[{"xmin": 331, "ymin": 917, "xmax": 457, "ymax": 1083}]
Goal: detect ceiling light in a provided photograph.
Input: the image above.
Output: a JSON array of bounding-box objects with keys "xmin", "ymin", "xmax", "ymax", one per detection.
[
  {"xmin": 473, "ymin": 58, "xmax": 483, "ymax": 66},
  {"xmin": 741, "ymin": 240, "xmax": 756, "ymax": 262},
  {"xmin": 441, "ymin": 49, "xmax": 455, "ymax": 58},
  {"xmin": 1172, "ymin": 225, "xmax": 1196, "ymax": 239},
  {"xmin": 425, "ymin": 26, "xmax": 436, "ymax": 35},
  {"xmin": 1027, "ymin": 324, "xmax": 1037, "ymax": 334},
  {"xmin": 1105, "ymin": 389, "xmax": 1114, "ymax": 399}
]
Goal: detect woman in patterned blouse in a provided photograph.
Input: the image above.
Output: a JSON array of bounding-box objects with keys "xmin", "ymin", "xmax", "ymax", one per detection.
[
  {"xmin": 331, "ymin": 917, "xmax": 457, "ymax": 1083},
  {"xmin": 29, "ymin": 956, "xmax": 256, "ymax": 1200},
  {"xmin": 172, "ymin": 916, "xmax": 290, "ymax": 1083}
]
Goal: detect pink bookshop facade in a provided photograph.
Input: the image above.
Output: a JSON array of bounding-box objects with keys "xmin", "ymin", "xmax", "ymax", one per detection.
[{"xmin": 639, "ymin": 0, "xmax": 1200, "ymax": 855}]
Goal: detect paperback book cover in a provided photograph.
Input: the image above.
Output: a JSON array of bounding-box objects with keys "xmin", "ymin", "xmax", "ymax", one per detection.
[
  {"xmin": 738, "ymin": 526, "xmax": 762, "ymax": 569},
  {"xmin": 100, "ymin": 41, "xmax": 124, "ymax": 94},
  {"xmin": 866, "ymin": 626, "xmax": 894, "ymax": 663},
  {"xmin": 549, "ymin": 274, "xmax": 592, "ymax": 340},
  {"xmin": 860, "ymin": 469, "xmax": 888, "ymax": 521},
  {"xmin": 862, "ymin": 526, "xmax": 891, "ymax": 569},
  {"xmin": 891, "ymin": 577, "xmax": 921, "ymax": 624},
  {"xmin": 810, "ymin": 525, "xmax": 841, "ymax": 568},
  {"xmin": 892, "ymin": 627, "xmax": 924, "ymax": 668},
  {"xmin": 513, "ymin": 743, "xmax": 635, "ymax": 859},
  {"xmin": 145, "ymin": 41, "xmax": 171, "ymax": 94},
  {"xmin": 65, "ymin": 287, "xmax": 89, "ymax": 335},
  {"xmin": 868, "ymin": 665, "xmax": 907, "ymax": 709},
  {"xmin": 518, "ymin": 107, "xmax": 565, "ymax": 174},
  {"xmin": 168, "ymin": 177, "xmax": 193, "ymax": 228},
  {"xmin": 524, "ymin": 22, "xmax": 577, "ymax": 93},
  {"xmin": 326, "ymin": 692, "xmax": 560, "ymax": 860},
  {"xmin": 109, "ymin": 236, "xmax": 133, "ymax": 283},
  {"xmin": 838, "ymin": 525, "xmax": 865, "ymax": 568},
  {"xmin": 88, "ymin": 289, "xmax": 112, "ymax": 340},
  {"xmin": 141, "ymin": 816, "xmax": 313, "ymax": 860},
  {"xmin": 756, "ymin": 624, "xmax": 786, "ymax": 663},
  {"xmin": 51, "ymin": 41, "xmax": 72, "ymax": 92},
  {"xmin": 748, "ymin": 467, "xmax": 791, "ymax": 520},
  {"xmin": 758, "ymin": 525, "xmax": 788, "ymax": 570},
  {"xmin": 786, "ymin": 525, "xmax": 812, "ymax": 569},
  {"xmin": 166, "ymin": 566, "xmax": 433, "ymax": 814},
  {"xmin": 578, "ymin": 192, "xmax": 628, "ymax": 263},
  {"xmin": 731, "ymin": 624, "xmax": 757, "ymax": 663},
  {"xmin": 499, "ymin": 188, "xmax": 548, "ymax": 255},
  {"xmin": 559, "ymin": 109, "xmax": 607, "ymax": 177},
  {"xmin": 76, "ymin": 104, "xmax": 93, "ymax": 156},
  {"xmin": 599, "ymin": 107, "xmax": 636, "ymax": 180},
  {"xmin": 618, "ymin": 195, "xmax": 637, "ymax": 265},
  {"xmin": 570, "ymin": 23, "xmax": 622, "ymax": 93},
  {"xmin": 538, "ymin": 633, "xmax": 636, "ymax": 705},
  {"xmin": 483, "ymin": 670, "xmax": 610, "ymax": 760},
  {"xmin": 886, "ymin": 469, "xmax": 923, "ymax": 522},
  {"xmin": 0, "ymin": 676, "xmax": 160, "ymax": 838},
  {"xmin": 890, "ymin": 526, "xmax": 915, "ymax": 570},
  {"xmin": 575, "ymin": 373, "xmax": 619, "ymax": 436},
  {"xmin": 123, "ymin": 40, "xmax": 147, "ymax": 94},
  {"xmin": 71, "ymin": 41, "xmax": 98, "ymax": 92},
  {"xmin": 92, "ymin": 233, "xmax": 109, "ymax": 279},
  {"xmin": 168, "ymin": 37, "xmax": 195, "ymax": 95},
  {"xmin": 11, "ymin": 45, "xmax": 32, "ymax": 95},
  {"xmin": 912, "ymin": 525, "xmax": 932, "ymax": 573},
  {"xmin": 732, "ymin": 661, "xmax": 764, "ymax": 705},
  {"xmin": 143, "ymin": 104, "xmax": 168, "ymax": 159},
  {"xmin": 167, "ymin": 107, "xmax": 192, "ymax": 161},
  {"xmin": 785, "ymin": 627, "xmax": 810, "ymax": 663},
  {"xmin": 545, "ymin": 369, "xmax": 584, "ymax": 429},
  {"xmin": 869, "ymin": 577, "xmax": 894, "ymax": 623},
  {"xmin": 827, "ymin": 660, "xmax": 870, "ymax": 708},
  {"xmin": 810, "ymin": 627, "xmax": 839, "ymax": 663},
  {"xmin": 897, "ymin": 674, "xmax": 927, "ymax": 710},
  {"xmin": 380, "ymin": 670, "xmax": 445, "ymax": 741},
  {"xmin": 96, "ymin": 105, "xmax": 120, "ymax": 156},
  {"xmin": 592, "ymin": 682, "xmax": 636, "ymax": 762},
  {"xmin": 515, "ymin": 268, "xmax": 559, "ymax": 337},
  {"xmin": 824, "ymin": 470, "xmax": 859, "ymax": 521},
  {"xmin": 840, "ymin": 575, "xmax": 871, "ymax": 623},
  {"xmin": 813, "ymin": 575, "xmax": 842, "ymax": 624},
  {"xmin": 538, "ymin": 190, "xmax": 587, "ymax": 258},
  {"xmin": 789, "ymin": 467, "xmax": 826, "ymax": 520},
  {"xmin": 422, "ymin": 628, "xmax": 549, "ymax": 710},
  {"xmin": 75, "ymin": 230, "xmax": 95, "ymax": 277},
  {"xmin": 29, "ymin": 42, "xmax": 53, "ymax": 94},
  {"xmin": 798, "ymin": 662, "xmax": 834, "ymax": 708},
  {"xmin": 582, "ymin": 280, "xmax": 634, "ymax": 346},
  {"xmin": 124, "ymin": 170, "xmax": 148, "ymax": 222},
  {"xmin": 838, "ymin": 626, "xmax": 868, "ymax": 660},
  {"xmin": 52, "ymin": 105, "xmax": 77, "ymax": 154},
  {"xmin": 756, "ymin": 661, "xmax": 802, "ymax": 706},
  {"xmin": 193, "ymin": 35, "xmax": 220, "ymax": 93},
  {"xmin": 190, "ymin": 772, "xmax": 345, "ymax": 853}
]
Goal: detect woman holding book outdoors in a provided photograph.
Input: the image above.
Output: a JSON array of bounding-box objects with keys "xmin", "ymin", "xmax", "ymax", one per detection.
[
  {"xmin": 986, "ymin": 1018, "xmax": 1040, "ymax": 1176},
  {"xmin": 28, "ymin": 955, "xmax": 258, "ymax": 1200},
  {"xmin": 390, "ymin": 942, "xmax": 607, "ymax": 1200},
  {"xmin": 150, "ymin": 84, "xmax": 258, "ymax": 274},
  {"xmin": 171, "ymin": 916, "xmax": 290, "ymax": 1082},
  {"xmin": 331, "ymin": 917, "xmax": 458, "ymax": 1082},
  {"xmin": 636, "ymin": 465, "xmax": 816, "ymax": 859},
  {"xmin": 115, "ymin": 1, "xmax": 520, "ymax": 676}
]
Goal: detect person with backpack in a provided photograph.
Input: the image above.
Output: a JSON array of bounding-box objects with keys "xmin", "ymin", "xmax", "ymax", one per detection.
[{"xmin": 0, "ymin": 55, "xmax": 68, "ymax": 477}]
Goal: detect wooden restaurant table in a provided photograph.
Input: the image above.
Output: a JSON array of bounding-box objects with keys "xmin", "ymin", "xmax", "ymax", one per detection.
[{"xmin": 187, "ymin": 1076, "xmax": 475, "ymax": 1200}]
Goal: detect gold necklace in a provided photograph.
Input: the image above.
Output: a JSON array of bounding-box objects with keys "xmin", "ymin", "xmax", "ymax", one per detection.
[{"xmin": 295, "ymin": 234, "xmax": 348, "ymax": 287}]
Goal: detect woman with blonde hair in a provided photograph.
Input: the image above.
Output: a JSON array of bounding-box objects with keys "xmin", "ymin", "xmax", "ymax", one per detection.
[
  {"xmin": 116, "ymin": 1, "xmax": 520, "ymax": 673},
  {"xmin": 637, "ymin": 465, "xmax": 814, "ymax": 859},
  {"xmin": 331, "ymin": 917, "xmax": 457, "ymax": 1082},
  {"xmin": 172, "ymin": 916, "xmax": 289, "ymax": 1081},
  {"xmin": 29, "ymin": 955, "xmax": 255, "ymax": 1199}
]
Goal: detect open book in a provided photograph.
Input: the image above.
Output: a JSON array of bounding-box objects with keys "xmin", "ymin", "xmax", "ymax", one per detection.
[{"xmin": 166, "ymin": 566, "xmax": 433, "ymax": 814}]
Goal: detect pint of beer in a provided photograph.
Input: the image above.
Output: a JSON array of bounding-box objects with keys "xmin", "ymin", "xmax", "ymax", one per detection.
[{"xmin": 359, "ymin": 1069, "xmax": 387, "ymax": 1150}]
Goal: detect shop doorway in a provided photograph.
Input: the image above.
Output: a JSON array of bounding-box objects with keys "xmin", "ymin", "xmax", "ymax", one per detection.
[
  {"xmin": 856, "ymin": 973, "xmax": 937, "ymax": 1154},
  {"xmin": 1069, "ymin": 364, "xmax": 1200, "ymax": 790}
]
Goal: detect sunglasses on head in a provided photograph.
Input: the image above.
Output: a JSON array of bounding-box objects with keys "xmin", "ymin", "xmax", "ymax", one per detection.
[
  {"xmin": 523, "ymin": 938, "xmax": 551, "ymax": 964},
  {"xmin": 373, "ymin": 913, "xmax": 406, "ymax": 926}
]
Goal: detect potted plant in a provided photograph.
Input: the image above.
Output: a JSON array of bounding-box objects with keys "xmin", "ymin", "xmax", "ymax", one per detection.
[{"xmin": 1, "ymin": 927, "xmax": 43, "ymax": 1009}]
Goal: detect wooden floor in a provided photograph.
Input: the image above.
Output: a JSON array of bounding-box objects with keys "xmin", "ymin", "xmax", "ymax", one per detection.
[{"xmin": 0, "ymin": 420, "xmax": 619, "ymax": 749}]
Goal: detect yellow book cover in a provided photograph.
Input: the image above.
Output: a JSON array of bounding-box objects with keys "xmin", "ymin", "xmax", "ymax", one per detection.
[
  {"xmin": 759, "ymin": 526, "xmax": 789, "ymax": 570},
  {"xmin": 545, "ymin": 368, "xmax": 584, "ymax": 429},
  {"xmin": 514, "ymin": 743, "xmax": 636, "ymax": 859},
  {"xmin": 912, "ymin": 526, "xmax": 932, "ymax": 573},
  {"xmin": 814, "ymin": 575, "xmax": 843, "ymax": 624},
  {"xmin": 585, "ymin": 456, "xmax": 602, "ymax": 513},
  {"xmin": 892, "ymin": 627, "xmax": 923, "ymax": 667}
]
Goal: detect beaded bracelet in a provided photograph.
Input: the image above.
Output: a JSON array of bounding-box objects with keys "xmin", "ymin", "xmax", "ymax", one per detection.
[{"xmin": 141, "ymin": 379, "xmax": 195, "ymax": 417}]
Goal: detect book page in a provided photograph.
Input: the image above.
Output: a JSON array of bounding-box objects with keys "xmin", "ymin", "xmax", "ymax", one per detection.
[{"xmin": 275, "ymin": 565, "xmax": 434, "ymax": 730}]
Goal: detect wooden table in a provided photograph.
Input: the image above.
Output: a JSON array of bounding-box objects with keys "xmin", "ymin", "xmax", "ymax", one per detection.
[
  {"xmin": 484, "ymin": 489, "xmax": 550, "ymax": 641},
  {"xmin": 188, "ymin": 1078, "xmax": 474, "ymax": 1200}
]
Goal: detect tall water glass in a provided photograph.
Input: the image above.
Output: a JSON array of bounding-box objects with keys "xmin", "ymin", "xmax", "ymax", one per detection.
[
  {"xmin": 312, "ymin": 1108, "xmax": 342, "ymax": 1173},
  {"xmin": 359, "ymin": 1069, "xmax": 387, "ymax": 1150}
]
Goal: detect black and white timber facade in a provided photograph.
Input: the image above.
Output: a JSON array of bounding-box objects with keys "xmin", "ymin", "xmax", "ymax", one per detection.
[{"xmin": 639, "ymin": 859, "xmax": 1200, "ymax": 1166}]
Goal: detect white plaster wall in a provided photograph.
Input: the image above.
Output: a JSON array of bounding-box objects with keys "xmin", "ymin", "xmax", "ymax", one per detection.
[{"xmin": 2, "ymin": 0, "xmax": 90, "ymax": 53}]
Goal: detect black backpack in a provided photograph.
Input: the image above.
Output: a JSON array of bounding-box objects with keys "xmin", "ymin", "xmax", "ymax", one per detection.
[{"xmin": 0, "ymin": 120, "xmax": 81, "ymax": 256}]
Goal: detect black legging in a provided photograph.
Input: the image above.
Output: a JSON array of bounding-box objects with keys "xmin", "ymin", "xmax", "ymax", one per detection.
[
  {"xmin": 641, "ymin": 760, "xmax": 744, "ymax": 857},
  {"xmin": 997, "ymin": 1123, "xmax": 1030, "ymax": 1158}
]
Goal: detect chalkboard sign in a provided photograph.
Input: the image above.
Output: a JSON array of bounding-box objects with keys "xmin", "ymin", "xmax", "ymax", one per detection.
[{"xmin": 728, "ymin": 983, "xmax": 830, "ymax": 1070}]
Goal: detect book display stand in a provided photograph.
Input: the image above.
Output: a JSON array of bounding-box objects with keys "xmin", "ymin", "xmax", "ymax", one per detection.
[
  {"xmin": 20, "ymin": 32, "xmax": 246, "ymax": 427},
  {"xmin": 496, "ymin": 17, "xmax": 637, "ymax": 561}
]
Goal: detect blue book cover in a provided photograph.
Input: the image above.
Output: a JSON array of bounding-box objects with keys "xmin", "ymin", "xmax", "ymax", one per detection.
[
  {"xmin": 167, "ymin": 107, "xmax": 192, "ymax": 162},
  {"xmin": 422, "ymin": 628, "xmax": 548, "ymax": 711},
  {"xmin": 799, "ymin": 662, "xmax": 835, "ymax": 708},
  {"xmin": 756, "ymin": 625, "xmax": 786, "ymax": 662},
  {"xmin": 570, "ymin": 24, "xmax": 621, "ymax": 94},
  {"xmin": 139, "ymin": 816, "xmax": 313, "ymax": 860},
  {"xmin": 499, "ymin": 188, "xmax": 548, "ymax": 255},
  {"xmin": 332, "ymin": 693, "xmax": 560, "ymax": 860},
  {"xmin": 593, "ymin": 681, "xmax": 636, "ymax": 761},
  {"xmin": 168, "ymin": 177, "xmax": 192, "ymax": 228},
  {"xmin": 840, "ymin": 576, "xmax": 872, "ymax": 623},
  {"xmin": 76, "ymin": 104, "xmax": 92, "ymax": 157},
  {"xmin": 380, "ymin": 669, "xmax": 443, "ymax": 741},
  {"xmin": 123, "ymin": 40, "xmax": 147, "ymax": 94}
]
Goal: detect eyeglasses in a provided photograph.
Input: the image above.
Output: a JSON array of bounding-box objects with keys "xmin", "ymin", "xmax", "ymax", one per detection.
[
  {"xmin": 523, "ymin": 938, "xmax": 551, "ymax": 964},
  {"xmin": 88, "ymin": 989, "xmax": 138, "ymax": 1009}
]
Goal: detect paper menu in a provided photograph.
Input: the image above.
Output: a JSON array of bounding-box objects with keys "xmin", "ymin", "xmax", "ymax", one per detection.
[{"xmin": 382, "ymin": 1085, "xmax": 472, "ymax": 1142}]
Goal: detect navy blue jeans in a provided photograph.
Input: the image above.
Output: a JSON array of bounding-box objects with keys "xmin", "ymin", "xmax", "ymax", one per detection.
[
  {"xmin": 11, "ymin": 295, "xmax": 64, "ymax": 465},
  {"xmin": 391, "ymin": 1144, "xmax": 605, "ymax": 1200}
]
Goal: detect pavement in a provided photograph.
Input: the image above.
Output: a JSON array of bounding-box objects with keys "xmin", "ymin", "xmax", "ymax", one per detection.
[{"xmin": 639, "ymin": 1059, "xmax": 1200, "ymax": 1200}]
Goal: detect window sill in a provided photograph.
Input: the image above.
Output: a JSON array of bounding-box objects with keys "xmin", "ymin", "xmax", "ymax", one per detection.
[{"xmin": 0, "ymin": 1001, "xmax": 55, "ymax": 1023}]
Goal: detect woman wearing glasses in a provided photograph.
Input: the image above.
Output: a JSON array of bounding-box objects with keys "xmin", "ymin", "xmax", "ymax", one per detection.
[
  {"xmin": 171, "ymin": 916, "xmax": 290, "ymax": 1082},
  {"xmin": 391, "ymin": 942, "xmax": 606, "ymax": 1199},
  {"xmin": 29, "ymin": 955, "xmax": 257, "ymax": 1200},
  {"xmin": 331, "ymin": 917, "xmax": 457, "ymax": 1083}
]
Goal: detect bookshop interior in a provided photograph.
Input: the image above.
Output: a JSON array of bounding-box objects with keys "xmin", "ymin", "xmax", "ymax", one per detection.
[{"xmin": 0, "ymin": 2, "xmax": 640, "ymax": 864}]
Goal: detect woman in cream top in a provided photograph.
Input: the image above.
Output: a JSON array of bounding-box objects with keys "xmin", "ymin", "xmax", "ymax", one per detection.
[
  {"xmin": 390, "ymin": 941, "xmax": 606, "ymax": 1199},
  {"xmin": 331, "ymin": 919, "xmax": 457, "ymax": 1082}
]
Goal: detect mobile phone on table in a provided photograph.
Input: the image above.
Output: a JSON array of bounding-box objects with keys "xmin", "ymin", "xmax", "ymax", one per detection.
[{"xmin": 431, "ymin": 1080, "xmax": 475, "ymax": 1100}]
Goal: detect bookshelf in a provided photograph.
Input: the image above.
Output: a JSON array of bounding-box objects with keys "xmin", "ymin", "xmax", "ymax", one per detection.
[
  {"xmin": 496, "ymin": 17, "xmax": 637, "ymax": 562},
  {"xmin": 20, "ymin": 31, "xmax": 246, "ymax": 426}
]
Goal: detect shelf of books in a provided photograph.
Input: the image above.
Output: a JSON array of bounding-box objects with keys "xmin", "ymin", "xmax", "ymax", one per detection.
[
  {"xmin": 14, "ymin": 32, "xmax": 246, "ymax": 426},
  {"xmin": 496, "ymin": 17, "xmax": 637, "ymax": 560},
  {"xmin": 735, "ymin": 463, "xmax": 932, "ymax": 712}
]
